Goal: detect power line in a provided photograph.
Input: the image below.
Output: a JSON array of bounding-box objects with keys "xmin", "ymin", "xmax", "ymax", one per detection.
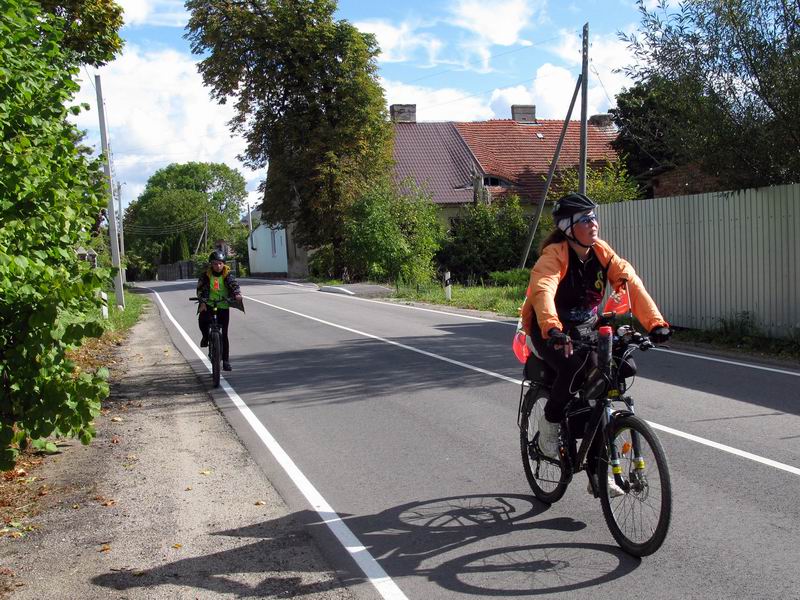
[{"xmin": 405, "ymin": 33, "xmax": 569, "ymax": 85}]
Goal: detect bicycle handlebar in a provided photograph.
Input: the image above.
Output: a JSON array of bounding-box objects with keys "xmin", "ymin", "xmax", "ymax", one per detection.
[
  {"xmin": 564, "ymin": 326, "xmax": 656, "ymax": 353},
  {"xmin": 189, "ymin": 296, "xmax": 235, "ymax": 307}
]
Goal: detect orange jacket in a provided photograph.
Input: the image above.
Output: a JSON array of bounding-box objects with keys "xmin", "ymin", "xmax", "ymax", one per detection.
[{"xmin": 521, "ymin": 239, "xmax": 668, "ymax": 338}]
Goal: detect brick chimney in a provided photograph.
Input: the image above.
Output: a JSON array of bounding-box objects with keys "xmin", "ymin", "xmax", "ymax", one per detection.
[
  {"xmin": 511, "ymin": 105, "xmax": 536, "ymax": 123},
  {"xmin": 390, "ymin": 104, "xmax": 416, "ymax": 123},
  {"xmin": 589, "ymin": 113, "xmax": 614, "ymax": 128}
]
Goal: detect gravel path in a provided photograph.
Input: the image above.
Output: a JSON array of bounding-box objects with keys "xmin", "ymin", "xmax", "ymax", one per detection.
[{"xmin": 1, "ymin": 302, "xmax": 357, "ymax": 600}]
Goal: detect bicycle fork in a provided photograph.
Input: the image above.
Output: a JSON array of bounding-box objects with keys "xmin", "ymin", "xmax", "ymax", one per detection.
[{"xmin": 603, "ymin": 405, "xmax": 647, "ymax": 493}]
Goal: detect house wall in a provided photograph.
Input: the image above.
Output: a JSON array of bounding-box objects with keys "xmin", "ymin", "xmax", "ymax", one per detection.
[
  {"xmin": 597, "ymin": 183, "xmax": 800, "ymax": 337},
  {"xmin": 248, "ymin": 224, "xmax": 288, "ymax": 275}
]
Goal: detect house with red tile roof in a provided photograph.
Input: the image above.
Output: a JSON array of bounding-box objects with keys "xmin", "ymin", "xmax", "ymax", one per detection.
[{"xmin": 391, "ymin": 104, "xmax": 619, "ymax": 222}]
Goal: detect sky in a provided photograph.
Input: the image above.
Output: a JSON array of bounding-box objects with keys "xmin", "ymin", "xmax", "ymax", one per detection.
[{"xmin": 72, "ymin": 0, "xmax": 661, "ymax": 214}]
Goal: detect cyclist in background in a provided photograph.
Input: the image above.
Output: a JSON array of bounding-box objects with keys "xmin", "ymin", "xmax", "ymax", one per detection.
[
  {"xmin": 197, "ymin": 250, "xmax": 242, "ymax": 372},
  {"xmin": 520, "ymin": 193, "xmax": 671, "ymax": 459}
]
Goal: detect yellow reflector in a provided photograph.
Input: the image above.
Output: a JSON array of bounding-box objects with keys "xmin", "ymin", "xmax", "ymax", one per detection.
[{"xmin": 612, "ymin": 466, "xmax": 622, "ymax": 474}]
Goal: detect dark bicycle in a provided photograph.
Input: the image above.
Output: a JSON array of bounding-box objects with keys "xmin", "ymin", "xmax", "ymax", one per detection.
[
  {"xmin": 518, "ymin": 315, "xmax": 672, "ymax": 556},
  {"xmin": 190, "ymin": 296, "xmax": 227, "ymax": 387}
]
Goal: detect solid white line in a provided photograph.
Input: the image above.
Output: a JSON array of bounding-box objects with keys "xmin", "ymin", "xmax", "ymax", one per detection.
[
  {"xmin": 310, "ymin": 293, "xmax": 800, "ymax": 377},
  {"xmin": 648, "ymin": 422, "xmax": 800, "ymax": 476},
  {"xmin": 245, "ymin": 295, "xmax": 520, "ymax": 384},
  {"xmin": 147, "ymin": 289, "xmax": 409, "ymax": 600},
  {"xmin": 653, "ymin": 348, "xmax": 800, "ymax": 377},
  {"xmin": 336, "ymin": 294, "xmax": 517, "ymax": 325},
  {"xmin": 244, "ymin": 294, "xmax": 800, "ymax": 478}
]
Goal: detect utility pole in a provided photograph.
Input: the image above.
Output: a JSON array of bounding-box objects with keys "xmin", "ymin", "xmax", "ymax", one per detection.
[
  {"xmin": 519, "ymin": 75, "xmax": 583, "ymax": 268},
  {"xmin": 115, "ymin": 181, "xmax": 126, "ymax": 283},
  {"xmin": 578, "ymin": 22, "xmax": 589, "ymax": 194},
  {"xmin": 95, "ymin": 75, "xmax": 125, "ymax": 309}
]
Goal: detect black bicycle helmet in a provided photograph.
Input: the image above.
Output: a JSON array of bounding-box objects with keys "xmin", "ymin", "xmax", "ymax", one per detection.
[
  {"xmin": 551, "ymin": 192, "xmax": 598, "ymax": 219},
  {"xmin": 209, "ymin": 250, "xmax": 226, "ymax": 263},
  {"xmin": 551, "ymin": 192, "xmax": 599, "ymax": 248}
]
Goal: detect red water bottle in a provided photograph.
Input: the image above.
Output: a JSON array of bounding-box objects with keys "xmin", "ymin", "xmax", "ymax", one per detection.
[{"xmin": 598, "ymin": 325, "xmax": 613, "ymax": 371}]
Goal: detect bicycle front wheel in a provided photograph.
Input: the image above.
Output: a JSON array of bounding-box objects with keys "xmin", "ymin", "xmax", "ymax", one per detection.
[
  {"xmin": 598, "ymin": 414, "xmax": 672, "ymax": 556},
  {"xmin": 210, "ymin": 330, "xmax": 221, "ymax": 388},
  {"xmin": 520, "ymin": 390, "xmax": 568, "ymax": 504}
]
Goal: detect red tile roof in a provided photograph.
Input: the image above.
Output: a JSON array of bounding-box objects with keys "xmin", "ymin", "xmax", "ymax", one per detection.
[{"xmin": 454, "ymin": 119, "xmax": 617, "ymax": 203}]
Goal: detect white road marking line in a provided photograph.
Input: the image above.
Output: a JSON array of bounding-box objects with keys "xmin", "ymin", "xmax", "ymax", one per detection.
[
  {"xmin": 245, "ymin": 294, "xmax": 800, "ymax": 478},
  {"xmin": 319, "ymin": 294, "xmax": 800, "ymax": 376},
  {"xmin": 148, "ymin": 290, "xmax": 408, "ymax": 600},
  {"xmin": 647, "ymin": 422, "xmax": 800, "ymax": 477},
  {"xmin": 246, "ymin": 295, "xmax": 520, "ymax": 385},
  {"xmin": 653, "ymin": 348, "xmax": 800, "ymax": 377}
]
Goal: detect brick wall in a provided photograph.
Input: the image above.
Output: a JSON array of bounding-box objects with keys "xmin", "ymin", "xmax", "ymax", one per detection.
[{"xmin": 652, "ymin": 163, "xmax": 723, "ymax": 197}]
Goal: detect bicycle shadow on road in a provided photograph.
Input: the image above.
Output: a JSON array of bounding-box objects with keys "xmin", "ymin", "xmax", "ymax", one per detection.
[{"xmin": 92, "ymin": 493, "xmax": 639, "ymax": 597}]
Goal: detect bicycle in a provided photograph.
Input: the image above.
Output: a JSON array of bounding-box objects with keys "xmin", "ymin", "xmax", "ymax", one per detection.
[
  {"xmin": 518, "ymin": 316, "xmax": 672, "ymax": 556},
  {"xmin": 190, "ymin": 296, "xmax": 227, "ymax": 388}
]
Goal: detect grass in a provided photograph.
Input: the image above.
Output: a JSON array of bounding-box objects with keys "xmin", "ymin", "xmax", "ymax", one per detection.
[
  {"xmin": 396, "ymin": 281, "xmax": 526, "ymax": 317},
  {"xmin": 104, "ymin": 289, "xmax": 149, "ymax": 333},
  {"xmin": 395, "ymin": 282, "xmax": 800, "ymax": 362}
]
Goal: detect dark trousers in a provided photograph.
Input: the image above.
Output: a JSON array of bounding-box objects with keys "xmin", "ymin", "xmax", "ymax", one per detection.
[
  {"xmin": 530, "ymin": 341, "xmax": 594, "ymax": 423},
  {"xmin": 199, "ymin": 308, "xmax": 231, "ymax": 362},
  {"xmin": 528, "ymin": 327, "xmax": 637, "ymax": 423}
]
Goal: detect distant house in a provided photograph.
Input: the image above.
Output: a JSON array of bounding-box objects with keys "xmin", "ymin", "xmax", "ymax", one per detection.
[
  {"xmin": 246, "ymin": 206, "xmax": 308, "ymax": 278},
  {"xmin": 249, "ymin": 104, "xmax": 620, "ymax": 278},
  {"xmin": 391, "ymin": 103, "xmax": 618, "ymax": 222}
]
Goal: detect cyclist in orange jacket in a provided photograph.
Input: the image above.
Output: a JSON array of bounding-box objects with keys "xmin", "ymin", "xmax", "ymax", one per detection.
[{"xmin": 520, "ymin": 193, "xmax": 671, "ymax": 458}]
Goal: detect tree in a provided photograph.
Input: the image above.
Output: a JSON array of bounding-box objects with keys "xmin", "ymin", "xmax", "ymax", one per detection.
[
  {"xmin": 547, "ymin": 161, "xmax": 641, "ymax": 205},
  {"xmin": 618, "ymin": 0, "xmax": 800, "ymax": 187},
  {"xmin": 185, "ymin": 0, "xmax": 393, "ymax": 272},
  {"xmin": 38, "ymin": 0, "xmax": 124, "ymax": 66},
  {"xmin": 343, "ymin": 180, "xmax": 443, "ymax": 284},
  {"xmin": 124, "ymin": 162, "xmax": 247, "ymax": 268},
  {"xmin": 0, "ymin": 0, "xmax": 110, "ymax": 469},
  {"xmin": 438, "ymin": 196, "xmax": 529, "ymax": 282}
]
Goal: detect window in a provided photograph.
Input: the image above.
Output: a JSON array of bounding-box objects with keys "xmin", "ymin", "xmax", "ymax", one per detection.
[
  {"xmin": 483, "ymin": 176, "xmax": 510, "ymax": 187},
  {"xmin": 270, "ymin": 229, "xmax": 277, "ymax": 257}
]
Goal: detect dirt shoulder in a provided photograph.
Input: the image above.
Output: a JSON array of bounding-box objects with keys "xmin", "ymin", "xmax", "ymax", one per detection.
[{"xmin": 0, "ymin": 302, "xmax": 356, "ymax": 600}]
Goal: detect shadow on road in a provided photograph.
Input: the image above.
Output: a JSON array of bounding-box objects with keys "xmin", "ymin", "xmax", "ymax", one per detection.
[{"xmin": 93, "ymin": 493, "xmax": 639, "ymax": 597}]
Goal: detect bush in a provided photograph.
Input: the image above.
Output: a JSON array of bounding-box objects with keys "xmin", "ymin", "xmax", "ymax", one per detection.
[
  {"xmin": 343, "ymin": 180, "xmax": 443, "ymax": 284},
  {"xmin": 489, "ymin": 268, "xmax": 530, "ymax": 287},
  {"xmin": 437, "ymin": 195, "xmax": 529, "ymax": 282},
  {"xmin": 308, "ymin": 244, "xmax": 335, "ymax": 279},
  {"xmin": 0, "ymin": 1, "xmax": 111, "ymax": 469}
]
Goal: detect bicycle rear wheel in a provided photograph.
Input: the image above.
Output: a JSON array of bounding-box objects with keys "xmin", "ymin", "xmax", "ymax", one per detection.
[
  {"xmin": 520, "ymin": 389, "xmax": 568, "ymax": 504},
  {"xmin": 598, "ymin": 414, "xmax": 672, "ymax": 556},
  {"xmin": 210, "ymin": 330, "xmax": 221, "ymax": 388}
]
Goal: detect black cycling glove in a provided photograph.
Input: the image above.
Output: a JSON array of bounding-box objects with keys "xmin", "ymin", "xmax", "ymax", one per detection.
[
  {"xmin": 649, "ymin": 326, "xmax": 672, "ymax": 344},
  {"xmin": 546, "ymin": 328, "xmax": 571, "ymax": 349}
]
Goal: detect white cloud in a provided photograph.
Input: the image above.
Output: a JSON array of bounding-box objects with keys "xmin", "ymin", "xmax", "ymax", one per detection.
[
  {"xmin": 448, "ymin": 0, "xmax": 542, "ymax": 46},
  {"xmin": 74, "ymin": 45, "xmax": 261, "ymax": 211},
  {"xmin": 118, "ymin": 0, "xmax": 188, "ymax": 28},
  {"xmin": 355, "ymin": 19, "xmax": 444, "ymax": 65},
  {"xmin": 447, "ymin": 0, "xmax": 546, "ymax": 71},
  {"xmin": 382, "ymin": 78, "xmax": 494, "ymax": 121}
]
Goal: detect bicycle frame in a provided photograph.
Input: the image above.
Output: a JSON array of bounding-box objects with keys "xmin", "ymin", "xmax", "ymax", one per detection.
[{"xmin": 520, "ymin": 317, "xmax": 653, "ymax": 493}]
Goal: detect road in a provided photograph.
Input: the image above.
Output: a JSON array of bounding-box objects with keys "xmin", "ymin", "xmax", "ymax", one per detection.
[{"xmin": 145, "ymin": 279, "xmax": 800, "ymax": 600}]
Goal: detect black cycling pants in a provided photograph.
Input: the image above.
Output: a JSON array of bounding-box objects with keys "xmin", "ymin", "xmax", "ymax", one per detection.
[
  {"xmin": 529, "ymin": 339, "xmax": 594, "ymax": 423},
  {"xmin": 199, "ymin": 308, "xmax": 231, "ymax": 362}
]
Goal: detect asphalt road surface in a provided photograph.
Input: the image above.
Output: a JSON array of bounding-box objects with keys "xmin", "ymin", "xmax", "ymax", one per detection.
[{"xmin": 144, "ymin": 279, "xmax": 800, "ymax": 600}]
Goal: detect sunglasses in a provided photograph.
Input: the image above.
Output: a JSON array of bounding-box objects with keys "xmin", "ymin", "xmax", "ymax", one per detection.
[{"xmin": 575, "ymin": 213, "xmax": 598, "ymax": 225}]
